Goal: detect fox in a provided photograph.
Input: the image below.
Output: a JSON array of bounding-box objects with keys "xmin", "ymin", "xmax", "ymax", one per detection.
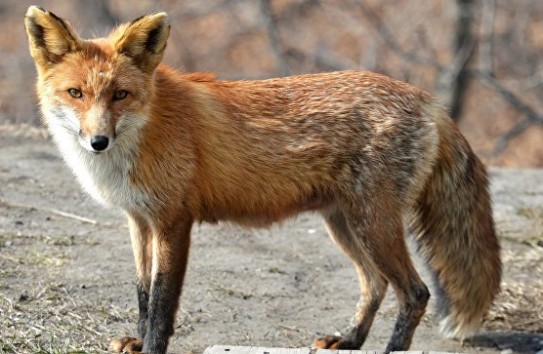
[{"xmin": 24, "ymin": 6, "xmax": 501, "ymax": 354}]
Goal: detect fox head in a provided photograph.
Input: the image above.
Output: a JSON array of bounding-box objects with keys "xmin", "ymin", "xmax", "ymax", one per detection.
[{"xmin": 25, "ymin": 6, "xmax": 170, "ymax": 153}]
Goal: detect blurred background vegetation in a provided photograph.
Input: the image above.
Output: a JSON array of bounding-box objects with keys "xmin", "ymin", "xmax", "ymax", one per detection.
[{"xmin": 2, "ymin": 0, "xmax": 543, "ymax": 166}]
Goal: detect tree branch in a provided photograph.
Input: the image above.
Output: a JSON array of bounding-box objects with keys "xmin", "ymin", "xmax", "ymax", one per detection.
[
  {"xmin": 354, "ymin": 0, "xmax": 441, "ymax": 69},
  {"xmin": 475, "ymin": 72, "xmax": 543, "ymax": 154},
  {"xmin": 476, "ymin": 72, "xmax": 543, "ymax": 125},
  {"xmin": 491, "ymin": 116, "xmax": 532, "ymax": 156}
]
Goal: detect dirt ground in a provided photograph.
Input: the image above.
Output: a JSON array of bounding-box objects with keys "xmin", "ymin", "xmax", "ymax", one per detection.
[{"xmin": 0, "ymin": 126, "xmax": 542, "ymax": 354}]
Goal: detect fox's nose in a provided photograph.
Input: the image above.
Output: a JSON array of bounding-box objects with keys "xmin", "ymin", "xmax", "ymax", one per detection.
[{"xmin": 90, "ymin": 135, "xmax": 109, "ymax": 151}]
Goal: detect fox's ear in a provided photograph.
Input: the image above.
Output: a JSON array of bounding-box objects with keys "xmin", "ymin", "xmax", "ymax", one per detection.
[
  {"xmin": 111, "ymin": 13, "xmax": 170, "ymax": 73},
  {"xmin": 24, "ymin": 6, "xmax": 80, "ymax": 68}
]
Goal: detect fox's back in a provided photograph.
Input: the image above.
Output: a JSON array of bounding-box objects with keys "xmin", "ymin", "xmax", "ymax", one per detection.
[{"xmin": 148, "ymin": 69, "xmax": 441, "ymax": 222}]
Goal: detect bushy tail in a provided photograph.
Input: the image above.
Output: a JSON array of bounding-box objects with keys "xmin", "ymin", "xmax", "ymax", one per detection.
[{"xmin": 411, "ymin": 111, "xmax": 501, "ymax": 339}]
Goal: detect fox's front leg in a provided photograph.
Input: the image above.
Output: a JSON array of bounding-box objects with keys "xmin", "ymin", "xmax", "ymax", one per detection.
[
  {"xmin": 109, "ymin": 214, "xmax": 153, "ymax": 353},
  {"xmin": 143, "ymin": 216, "xmax": 192, "ymax": 354},
  {"xmin": 110, "ymin": 214, "xmax": 192, "ymax": 354}
]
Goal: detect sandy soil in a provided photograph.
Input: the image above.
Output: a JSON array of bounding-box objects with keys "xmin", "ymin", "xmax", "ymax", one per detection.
[{"xmin": 0, "ymin": 128, "xmax": 542, "ymax": 353}]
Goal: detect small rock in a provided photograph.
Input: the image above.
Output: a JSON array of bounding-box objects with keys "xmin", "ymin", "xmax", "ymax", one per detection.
[
  {"xmin": 500, "ymin": 349, "xmax": 513, "ymax": 354},
  {"xmin": 14, "ymin": 220, "xmax": 23, "ymax": 226}
]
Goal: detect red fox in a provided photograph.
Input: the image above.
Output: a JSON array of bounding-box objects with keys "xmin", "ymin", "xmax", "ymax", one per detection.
[{"xmin": 25, "ymin": 6, "xmax": 501, "ymax": 354}]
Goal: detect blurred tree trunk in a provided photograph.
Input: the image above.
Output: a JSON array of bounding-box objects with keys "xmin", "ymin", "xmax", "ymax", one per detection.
[
  {"xmin": 450, "ymin": 0, "xmax": 473, "ymax": 120},
  {"xmin": 436, "ymin": 0, "xmax": 473, "ymax": 121}
]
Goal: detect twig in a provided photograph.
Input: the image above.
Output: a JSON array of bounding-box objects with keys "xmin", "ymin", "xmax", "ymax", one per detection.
[
  {"xmin": 0, "ymin": 197, "xmax": 122, "ymax": 227},
  {"xmin": 47, "ymin": 208, "xmax": 99, "ymax": 224}
]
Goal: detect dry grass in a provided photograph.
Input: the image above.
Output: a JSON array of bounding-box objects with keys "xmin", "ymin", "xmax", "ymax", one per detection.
[
  {"xmin": 0, "ymin": 229, "xmax": 131, "ymax": 354},
  {"xmin": 485, "ymin": 282, "xmax": 543, "ymax": 334},
  {"xmin": 485, "ymin": 208, "xmax": 543, "ymax": 335},
  {"xmin": 0, "ymin": 285, "xmax": 136, "ymax": 354}
]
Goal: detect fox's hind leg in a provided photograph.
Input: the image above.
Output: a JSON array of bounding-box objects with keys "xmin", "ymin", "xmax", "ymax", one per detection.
[
  {"xmin": 315, "ymin": 196, "xmax": 430, "ymax": 352},
  {"xmin": 109, "ymin": 213, "xmax": 152, "ymax": 353},
  {"xmin": 313, "ymin": 207, "xmax": 388, "ymax": 350},
  {"xmin": 352, "ymin": 209, "xmax": 429, "ymax": 352}
]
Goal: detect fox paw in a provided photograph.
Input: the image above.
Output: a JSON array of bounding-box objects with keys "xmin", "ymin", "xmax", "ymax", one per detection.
[
  {"xmin": 109, "ymin": 336, "xmax": 143, "ymax": 353},
  {"xmin": 313, "ymin": 335, "xmax": 359, "ymax": 350}
]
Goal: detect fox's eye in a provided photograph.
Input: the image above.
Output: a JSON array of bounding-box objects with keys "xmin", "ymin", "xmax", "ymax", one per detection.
[
  {"xmin": 68, "ymin": 88, "xmax": 82, "ymax": 99},
  {"xmin": 113, "ymin": 89, "xmax": 128, "ymax": 101}
]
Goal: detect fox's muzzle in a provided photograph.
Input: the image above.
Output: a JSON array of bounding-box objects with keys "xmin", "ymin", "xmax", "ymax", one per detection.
[{"xmin": 78, "ymin": 131, "xmax": 115, "ymax": 153}]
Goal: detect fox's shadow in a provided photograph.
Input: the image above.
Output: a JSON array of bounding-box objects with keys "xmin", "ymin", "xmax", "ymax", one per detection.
[{"xmin": 466, "ymin": 331, "xmax": 543, "ymax": 354}]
